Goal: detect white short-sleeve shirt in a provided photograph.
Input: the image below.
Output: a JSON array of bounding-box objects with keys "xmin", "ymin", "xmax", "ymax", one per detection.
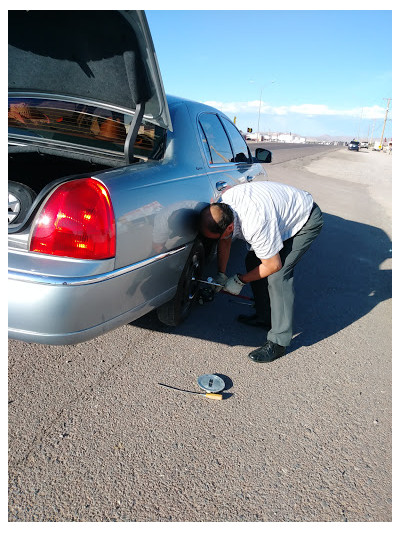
[{"xmin": 221, "ymin": 181, "xmax": 314, "ymax": 259}]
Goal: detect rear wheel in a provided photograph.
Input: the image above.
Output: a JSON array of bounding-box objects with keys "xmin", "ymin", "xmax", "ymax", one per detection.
[
  {"xmin": 157, "ymin": 240, "xmax": 205, "ymax": 326},
  {"xmin": 8, "ymin": 181, "xmax": 37, "ymax": 225}
]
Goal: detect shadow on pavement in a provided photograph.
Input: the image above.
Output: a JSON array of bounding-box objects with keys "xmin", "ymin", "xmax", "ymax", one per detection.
[{"xmin": 132, "ymin": 213, "xmax": 392, "ymax": 351}]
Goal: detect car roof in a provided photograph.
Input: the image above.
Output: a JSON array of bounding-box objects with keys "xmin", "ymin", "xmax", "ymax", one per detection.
[{"xmin": 166, "ymin": 94, "xmax": 232, "ymax": 120}]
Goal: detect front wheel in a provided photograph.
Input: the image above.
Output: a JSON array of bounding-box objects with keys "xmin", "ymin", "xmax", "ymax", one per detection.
[{"xmin": 157, "ymin": 240, "xmax": 205, "ymax": 326}]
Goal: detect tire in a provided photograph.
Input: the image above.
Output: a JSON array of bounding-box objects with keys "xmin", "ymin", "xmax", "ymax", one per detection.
[
  {"xmin": 157, "ymin": 239, "xmax": 205, "ymax": 326},
  {"xmin": 8, "ymin": 181, "xmax": 37, "ymax": 225}
]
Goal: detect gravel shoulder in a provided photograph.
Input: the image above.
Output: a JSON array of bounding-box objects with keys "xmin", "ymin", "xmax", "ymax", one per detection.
[
  {"xmin": 304, "ymin": 149, "xmax": 392, "ymax": 220},
  {"xmin": 265, "ymin": 147, "xmax": 392, "ymax": 238}
]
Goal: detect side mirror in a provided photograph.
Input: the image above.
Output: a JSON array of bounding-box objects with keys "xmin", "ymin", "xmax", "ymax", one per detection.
[{"xmin": 255, "ymin": 148, "xmax": 272, "ymax": 163}]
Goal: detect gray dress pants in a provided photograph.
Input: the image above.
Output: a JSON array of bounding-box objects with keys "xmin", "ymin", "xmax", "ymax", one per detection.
[{"xmin": 245, "ymin": 203, "xmax": 323, "ymax": 347}]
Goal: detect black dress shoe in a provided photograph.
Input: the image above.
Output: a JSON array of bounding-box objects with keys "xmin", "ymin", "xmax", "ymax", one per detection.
[
  {"xmin": 237, "ymin": 313, "xmax": 269, "ymax": 328},
  {"xmin": 248, "ymin": 340, "xmax": 286, "ymax": 363}
]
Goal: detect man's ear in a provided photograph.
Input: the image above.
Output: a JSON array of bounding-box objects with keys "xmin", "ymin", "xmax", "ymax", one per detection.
[{"xmin": 221, "ymin": 222, "xmax": 234, "ymax": 239}]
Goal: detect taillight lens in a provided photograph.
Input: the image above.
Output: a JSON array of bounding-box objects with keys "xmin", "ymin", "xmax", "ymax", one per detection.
[{"xmin": 30, "ymin": 178, "xmax": 116, "ymax": 259}]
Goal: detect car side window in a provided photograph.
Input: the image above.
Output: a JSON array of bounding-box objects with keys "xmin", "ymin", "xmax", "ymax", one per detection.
[
  {"xmin": 220, "ymin": 117, "xmax": 252, "ymax": 163},
  {"xmin": 199, "ymin": 114, "xmax": 234, "ymax": 164}
]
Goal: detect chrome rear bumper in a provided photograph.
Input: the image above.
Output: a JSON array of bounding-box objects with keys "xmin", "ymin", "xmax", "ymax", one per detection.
[{"xmin": 8, "ymin": 246, "xmax": 188, "ymax": 345}]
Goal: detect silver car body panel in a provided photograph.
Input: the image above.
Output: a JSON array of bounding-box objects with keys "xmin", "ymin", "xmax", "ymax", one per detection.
[
  {"xmin": 9, "ymin": 246, "xmax": 186, "ymax": 286},
  {"xmin": 9, "ymin": 245, "xmax": 189, "ymax": 344}
]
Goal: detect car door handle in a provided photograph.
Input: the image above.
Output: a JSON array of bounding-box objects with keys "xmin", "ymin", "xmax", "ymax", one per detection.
[
  {"xmin": 247, "ymin": 171, "xmax": 264, "ymax": 182},
  {"xmin": 216, "ymin": 181, "xmax": 228, "ymax": 191}
]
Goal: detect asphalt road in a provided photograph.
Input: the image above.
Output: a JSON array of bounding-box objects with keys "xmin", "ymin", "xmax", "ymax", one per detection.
[
  {"xmin": 249, "ymin": 141, "xmax": 341, "ymax": 165},
  {"xmin": 8, "ymin": 145, "xmax": 392, "ymax": 522}
]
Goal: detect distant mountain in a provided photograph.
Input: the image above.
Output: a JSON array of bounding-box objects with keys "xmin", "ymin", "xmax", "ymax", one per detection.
[
  {"xmin": 312, "ymin": 134, "xmax": 371, "ymax": 143},
  {"xmin": 260, "ymin": 131, "xmax": 376, "ymax": 143}
]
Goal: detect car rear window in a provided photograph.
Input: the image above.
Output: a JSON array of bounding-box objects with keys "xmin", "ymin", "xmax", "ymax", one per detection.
[{"xmin": 8, "ymin": 97, "xmax": 165, "ymax": 160}]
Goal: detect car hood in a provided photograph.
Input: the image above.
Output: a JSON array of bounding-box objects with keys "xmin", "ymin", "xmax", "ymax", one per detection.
[{"xmin": 8, "ymin": 10, "xmax": 172, "ymax": 131}]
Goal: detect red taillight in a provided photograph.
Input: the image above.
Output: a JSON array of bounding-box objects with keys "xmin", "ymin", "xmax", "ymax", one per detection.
[{"xmin": 30, "ymin": 178, "xmax": 116, "ymax": 260}]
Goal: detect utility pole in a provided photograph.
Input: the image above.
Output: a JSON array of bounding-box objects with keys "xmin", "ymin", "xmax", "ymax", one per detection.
[
  {"xmin": 257, "ymin": 81, "xmax": 276, "ymax": 143},
  {"xmin": 379, "ymin": 98, "xmax": 391, "ymax": 149},
  {"xmin": 257, "ymin": 87, "xmax": 263, "ymax": 142},
  {"xmin": 369, "ymin": 119, "xmax": 376, "ymax": 145}
]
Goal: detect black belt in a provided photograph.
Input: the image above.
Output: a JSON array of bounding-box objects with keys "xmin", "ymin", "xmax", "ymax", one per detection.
[{"xmin": 306, "ymin": 202, "xmax": 318, "ymax": 221}]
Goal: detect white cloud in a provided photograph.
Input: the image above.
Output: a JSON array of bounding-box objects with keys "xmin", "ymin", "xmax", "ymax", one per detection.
[{"xmin": 202, "ymin": 100, "xmax": 388, "ymax": 119}]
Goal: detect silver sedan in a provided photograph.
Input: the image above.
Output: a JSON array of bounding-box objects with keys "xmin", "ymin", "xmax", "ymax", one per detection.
[{"xmin": 8, "ymin": 10, "xmax": 271, "ymax": 344}]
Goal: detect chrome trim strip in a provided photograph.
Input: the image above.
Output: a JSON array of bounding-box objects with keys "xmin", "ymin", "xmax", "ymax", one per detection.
[{"xmin": 8, "ymin": 245, "xmax": 187, "ymax": 286}]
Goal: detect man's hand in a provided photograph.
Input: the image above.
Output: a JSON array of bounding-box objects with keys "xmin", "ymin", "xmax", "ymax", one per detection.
[
  {"xmin": 215, "ymin": 272, "xmax": 228, "ymax": 292},
  {"xmin": 224, "ymin": 274, "xmax": 245, "ymax": 295}
]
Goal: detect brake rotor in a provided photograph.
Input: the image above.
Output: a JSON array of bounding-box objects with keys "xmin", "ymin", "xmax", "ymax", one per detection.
[{"xmin": 197, "ymin": 374, "xmax": 225, "ymax": 393}]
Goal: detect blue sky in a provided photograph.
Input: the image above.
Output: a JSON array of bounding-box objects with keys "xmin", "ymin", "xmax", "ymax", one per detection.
[{"xmin": 146, "ymin": 9, "xmax": 392, "ymax": 140}]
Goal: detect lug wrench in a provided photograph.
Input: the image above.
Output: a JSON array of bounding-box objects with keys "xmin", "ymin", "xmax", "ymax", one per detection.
[
  {"xmin": 194, "ymin": 277, "xmax": 255, "ymax": 302},
  {"xmin": 196, "ymin": 278, "xmax": 223, "ymax": 289}
]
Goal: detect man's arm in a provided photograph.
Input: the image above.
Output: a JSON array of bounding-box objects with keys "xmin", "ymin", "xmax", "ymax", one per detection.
[
  {"xmin": 217, "ymin": 236, "xmax": 232, "ymax": 274},
  {"xmin": 238, "ymin": 253, "xmax": 282, "ymax": 283}
]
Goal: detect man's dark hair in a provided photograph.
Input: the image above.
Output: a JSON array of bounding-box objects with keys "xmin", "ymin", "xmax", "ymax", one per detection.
[{"xmin": 201, "ymin": 203, "xmax": 233, "ymax": 235}]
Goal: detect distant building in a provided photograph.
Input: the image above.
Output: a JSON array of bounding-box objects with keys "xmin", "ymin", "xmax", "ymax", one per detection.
[
  {"xmin": 278, "ymin": 133, "xmax": 293, "ymax": 143},
  {"xmin": 293, "ymin": 135, "xmax": 306, "ymax": 144},
  {"xmin": 269, "ymin": 132, "xmax": 306, "ymax": 143},
  {"xmin": 247, "ymin": 131, "xmax": 333, "ymax": 144}
]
